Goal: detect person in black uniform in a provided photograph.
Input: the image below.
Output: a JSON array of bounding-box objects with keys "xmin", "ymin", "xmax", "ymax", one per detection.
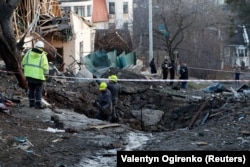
[
  {"xmin": 179, "ymin": 63, "xmax": 188, "ymax": 89},
  {"xmin": 161, "ymin": 59, "xmax": 169, "ymax": 80},
  {"xmin": 149, "ymin": 58, "xmax": 157, "ymax": 74},
  {"xmin": 168, "ymin": 60, "xmax": 175, "ymax": 86},
  {"xmin": 95, "ymin": 82, "xmax": 113, "ymax": 121}
]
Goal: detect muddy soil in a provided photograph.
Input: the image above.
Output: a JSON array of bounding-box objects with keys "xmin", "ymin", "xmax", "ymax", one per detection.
[{"xmin": 1, "ymin": 68, "xmax": 250, "ymax": 167}]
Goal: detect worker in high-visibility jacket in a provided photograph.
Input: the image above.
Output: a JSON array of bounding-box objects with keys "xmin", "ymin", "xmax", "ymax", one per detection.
[{"xmin": 22, "ymin": 41, "xmax": 49, "ymax": 109}]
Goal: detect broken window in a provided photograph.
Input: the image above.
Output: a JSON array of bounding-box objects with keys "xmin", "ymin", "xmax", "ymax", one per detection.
[
  {"xmin": 74, "ymin": 6, "xmax": 85, "ymax": 17},
  {"xmin": 123, "ymin": 2, "xmax": 128, "ymax": 14},
  {"xmin": 82, "ymin": 6, "xmax": 86, "ymax": 17},
  {"xmin": 109, "ymin": 2, "xmax": 115, "ymax": 14},
  {"xmin": 87, "ymin": 5, "xmax": 92, "ymax": 16},
  {"xmin": 238, "ymin": 49, "xmax": 244, "ymax": 57}
]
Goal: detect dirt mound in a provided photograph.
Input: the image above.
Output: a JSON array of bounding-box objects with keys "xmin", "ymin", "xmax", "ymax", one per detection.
[
  {"xmin": 1, "ymin": 68, "xmax": 250, "ymax": 167},
  {"xmin": 1, "ymin": 68, "xmax": 250, "ymax": 133},
  {"xmin": 41, "ymin": 68, "xmax": 250, "ymax": 132}
]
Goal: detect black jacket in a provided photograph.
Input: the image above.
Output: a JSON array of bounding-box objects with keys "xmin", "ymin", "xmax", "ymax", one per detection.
[
  {"xmin": 180, "ymin": 65, "xmax": 188, "ymax": 79},
  {"xmin": 107, "ymin": 82, "xmax": 120, "ymax": 105},
  {"xmin": 149, "ymin": 60, "xmax": 157, "ymax": 73},
  {"xmin": 96, "ymin": 89, "xmax": 112, "ymax": 113},
  {"xmin": 161, "ymin": 62, "xmax": 168, "ymax": 72},
  {"xmin": 168, "ymin": 62, "xmax": 175, "ymax": 75}
]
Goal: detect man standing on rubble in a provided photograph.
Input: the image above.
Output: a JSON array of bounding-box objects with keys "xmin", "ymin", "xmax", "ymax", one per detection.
[
  {"xmin": 95, "ymin": 82, "xmax": 113, "ymax": 121},
  {"xmin": 107, "ymin": 75, "xmax": 120, "ymax": 122},
  {"xmin": 22, "ymin": 41, "xmax": 49, "ymax": 109}
]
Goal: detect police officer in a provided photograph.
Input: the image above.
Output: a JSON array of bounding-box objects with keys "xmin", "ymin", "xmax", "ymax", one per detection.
[
  {"xmin": 149, "ymin": 58, "xmax": 157, "ymax": 74},
  {"xmin": 168, "ymin": 60, "xmax": 175, "ymax": 86},
  {"xmin": 22, "ymin": 41, "xmax": 49, "ymax": 109},
  {"xmin": 179, "ymin": 63, "xmax": 188, "ymax": 89},
  {"xmin": 161, "ymin": 59, "xmax": 169, "ymax": 80}
]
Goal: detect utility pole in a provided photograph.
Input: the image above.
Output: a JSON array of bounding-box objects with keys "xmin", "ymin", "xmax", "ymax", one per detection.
[{"xmin": 149, "ymin": 0, "xmax": 153, "ymax": 64}]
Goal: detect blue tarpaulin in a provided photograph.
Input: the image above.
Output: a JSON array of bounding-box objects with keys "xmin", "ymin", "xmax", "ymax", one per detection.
[
  {"xmin": 159, "ymin": 24, "xmax": 169, "ymax": 38},
  {"xmin": 202, "ymin": 83, "xmax": 227, "ymax": 93}
]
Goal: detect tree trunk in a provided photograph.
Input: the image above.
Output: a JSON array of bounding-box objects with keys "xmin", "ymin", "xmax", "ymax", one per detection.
[{"xmin": 0, "ymin": 0, "xmax": 27, "ymax": 89}]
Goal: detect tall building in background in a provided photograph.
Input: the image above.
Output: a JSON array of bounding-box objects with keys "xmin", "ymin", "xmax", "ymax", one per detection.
[{"xmin": 59, "ymin": 0, "xmax": 133, "ymax": 34}]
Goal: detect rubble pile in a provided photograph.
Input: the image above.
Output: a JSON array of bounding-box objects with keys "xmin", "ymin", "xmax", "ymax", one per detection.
[
  {"xmin": 1, "ymin": 68, "xmax": 250, "ymax": 166},
  {"xmin": 31, "ymin": 68, "xmax": 250, "ymax": 132}
]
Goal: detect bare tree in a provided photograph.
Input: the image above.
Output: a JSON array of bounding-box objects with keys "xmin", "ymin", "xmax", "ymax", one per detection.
[
  {"xmin": 182, "ymin": 1, "xmax": 231, "ymax": 78},
  {"xmin": 0, "ymin": 0, "xmax": 27, "ymax": 89},
  {"xmin": 150, "ymin": 0, "xmax": 230, "ymax": 79},
  {"xmin": 153, "ymin": 0, "xmax": 199, "ymax": 61}
]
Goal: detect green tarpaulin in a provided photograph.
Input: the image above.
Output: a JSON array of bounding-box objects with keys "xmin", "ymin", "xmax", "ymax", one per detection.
[{"xmin": 82, "ymin": 50, "xmax": 137, "ymax": 74}]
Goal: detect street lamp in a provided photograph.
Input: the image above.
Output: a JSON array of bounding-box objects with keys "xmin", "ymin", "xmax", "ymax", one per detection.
[{"xmin": 149, "ymin": 0, "xmax": 153, "ymax": 64}]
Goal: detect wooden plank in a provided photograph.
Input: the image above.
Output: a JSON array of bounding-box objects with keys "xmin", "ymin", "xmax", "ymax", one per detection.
[
  {"xmin": 40, "ymin": 25, "xmax": 58, "ymax": 30},
  {"xmin": 33, "ymin": 32, "xmax": 63, "ymax": 58},
  {"xmin": 188, "ymin": 99, "xmax": 209, "ymax": 129},
  {"xmin": 88, "ymin": 123, "xmax": 121, "ymax": 129}
]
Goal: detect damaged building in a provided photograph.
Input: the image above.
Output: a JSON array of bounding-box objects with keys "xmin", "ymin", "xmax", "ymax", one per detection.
[{"xmin": 13, "ymin": 0, "xmax": 134, "ymax": 77}]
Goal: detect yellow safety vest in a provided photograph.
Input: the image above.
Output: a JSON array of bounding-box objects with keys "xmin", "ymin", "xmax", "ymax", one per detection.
[{"xmin": 22, "ymin": 49, "xmax": 49, "ymax": 81}]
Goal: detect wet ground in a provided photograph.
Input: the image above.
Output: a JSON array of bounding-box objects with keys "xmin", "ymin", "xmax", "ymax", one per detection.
[{"xmin": 1, "ymin": 95, "xmax": 250, "ymax": 167}]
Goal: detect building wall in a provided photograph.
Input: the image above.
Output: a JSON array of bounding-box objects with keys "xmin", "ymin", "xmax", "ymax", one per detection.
[
  {"xmin": 106, "ymin": 0, "xmax": 133, "ymax": 31},
  {"xmin": 59, "ymin": 0, "xmax": 134, "ymax": 71},
  {"xmin": 59, "ymin": 0, "xmax": 133, "ymax": 34},
  {"xmin": 234, "ymin": 45, "xmax": 249, "ymax": 68},
  {"xmin": 51, "ymin": 12, "xmax": 93, "ymax": 74},
  {"xmin": 94, "ymin": 22, "xmax": 109, "ymax": 29},
  {"xmin": 71, "ymin": 13, "xmax": 93, "ymax": 56},
  {"xmin": 224, "ymin": 45, "xmax": 250, "ymax": 68},
  {"xmin": 60, "ymin": 0, "xmax": 92, "ymax": 21}
]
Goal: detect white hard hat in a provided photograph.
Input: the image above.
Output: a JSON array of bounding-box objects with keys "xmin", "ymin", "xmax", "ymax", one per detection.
[{"xmin": 34, "ymin": 41, "xmax": 44, "ymax": 48}]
